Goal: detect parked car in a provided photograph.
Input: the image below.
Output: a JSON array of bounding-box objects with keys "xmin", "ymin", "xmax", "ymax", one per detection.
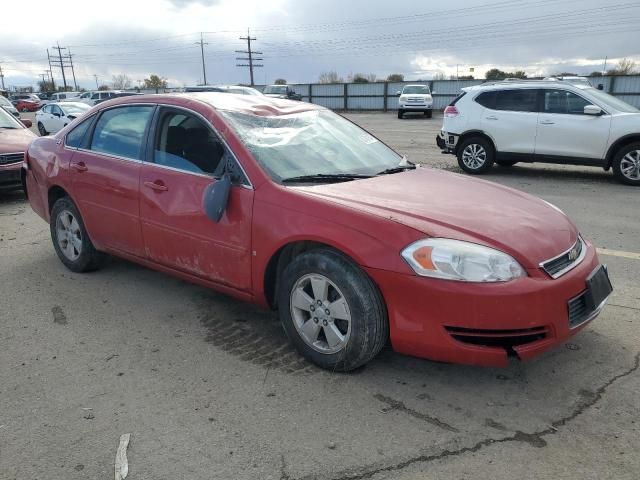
[
  {"xmin": 36, "ymin": 102, "xmax": 90, "ymax": 136},
  {"xmin": 38, "ymin": 92, "xmax": 53, "ymax": 102},
  {"xmin": 11, "ymin": 93, "xmax": 42, "ymax": 104},
  {"xmin": 0, "ymin": 96, "xmax": 20, "ymax": 118},
  {"xmin": 397, "ymin": 84, "xmax": 434, "ymax": 118},
  {"xmin": 0, "ymin": 107, "xmax": 35, "ymax": 191},
  {"xmin": 24, "ymin": 93, "xmax": 612, "ymax": 371},
  {"xmin": 49, "ymin": 92, "xmax": 81, "ymax": 103},
  {"xmin": 14, "ymin": 99, "xmax": 40, "ymax": 112},
  {"xmin": 437, "ymin": 79, "xmax": 640, "ymax": 185},
  {"xmin": 263, "ymin": 85, "xmax": 302, "ymax": 100},
  {"xmin": 77, "ymin": 90, "xmax": 117, "ymax": 106},
  {"xmin": 184, "ymin": 85, "xmax": 262, "ymax": 95}
]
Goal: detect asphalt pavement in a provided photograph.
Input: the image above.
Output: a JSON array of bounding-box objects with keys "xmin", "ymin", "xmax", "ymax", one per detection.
[{"xmin": 1, "ymin": 111, "xmax": 638, "ymax": 480}]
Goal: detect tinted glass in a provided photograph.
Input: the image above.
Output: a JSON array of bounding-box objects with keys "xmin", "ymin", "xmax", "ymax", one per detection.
[
  {"xmin": 42, "ymin": 105, "xmax": 51, "ymax": 113},
  {"xmin": 66, "ymin": 116, "xmax": 93, "ymax": 148},
  {"xmin": 494, "ymin": 89, "xmax": 538, "ymax": 112},
  {"xmin": 543, "ymin": 89, "xmax": 592, "ymax": 114},
  {"xmin": 91, "ymin": 93, "xmax": 99, "ymax": 99},
  {"xmin": 90, "ymin": 106, "xmax": 153, "ymax": 160},
  {"xmin": 52, "ymin": 105, "xmax": 63, "ymax": 116},
  {"xmin": 153, "ymin": 110, "xmax": 227, "ymax": 176},
  {"xmin": 402, "ymin": 86, "xmax": 430, "ymax": 94},
  {"xmin": 475, "ymin": 91, "xmax": 496, "ymax": 108}
]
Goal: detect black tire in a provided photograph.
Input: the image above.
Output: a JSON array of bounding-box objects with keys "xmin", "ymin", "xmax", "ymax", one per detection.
[
  {"xmin": 612, "ymin": 142, "xmax": 640, "ymax": 186},
  {"xmin": 425, "ymin": 110, "xmax": 433, "ymax": 118},
  {"xmin": 456, "ymin": 136, "xmax": 495, "ymax": 174},
  {"xmin": 496, "ymin": 160, "xmax": 518, "ymax": 167},
  {"xmin": 277, "ymin": 248, "xmax": 388, "ymax": 372},
  {"xmin": 397, "ymin": 109, "xmax": 404, "ymax": 119},
  {"xmin": 50, "ymin": 196, "xmax": 108, "ymax": 273},
  {"xmin": 37, "ymin": 122, "xmax": 48, "ymax": 136}
]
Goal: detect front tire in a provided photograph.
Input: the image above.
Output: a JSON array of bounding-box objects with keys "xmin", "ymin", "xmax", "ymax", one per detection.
[
  {"xmin": 397, "ymin": 109, "xmax": 404, "ymax": 119},
  {"xmin": 457, "ymin": 136, "xmax": 495, "ymax": 174},
  {"xmin": 50, "ymin": 197, "xmax": 108, "ymax": 273},
  {"xmin": 37, "ymin": 122, "xmax": 48, "ymax": 136},
  {"xmin": 612, "ymin": 142, "xmax": 640, "ymax": 186},
  {"xmin": 277, "ymin": 248, "xmax": 388, "ymax": 372}
]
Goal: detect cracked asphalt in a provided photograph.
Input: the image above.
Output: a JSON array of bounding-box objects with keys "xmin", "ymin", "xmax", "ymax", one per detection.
[{"xmin": 1, "ymin": 112, "xmax": 639, "ymax": 479}]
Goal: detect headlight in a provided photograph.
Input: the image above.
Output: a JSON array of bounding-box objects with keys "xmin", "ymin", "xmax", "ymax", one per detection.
[{"xmin": 401, "ymin": 238, "xmax": 527, "ymax": 282}]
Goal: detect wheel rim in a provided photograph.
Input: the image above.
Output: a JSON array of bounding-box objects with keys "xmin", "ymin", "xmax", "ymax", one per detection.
[
  {"xmin": 462, "ymin": 144, "xmax": 487, "ymax": 170},
  {"xmin": 55, "ymin": 209, "xmax": 82, "ymax": 261},
  {"xmin": 289, "ymin": 273, "xmax": 351, "ymax": 355},
  {"xmin": 620, "ymin": 150, "xmax": 640, "ymax": 181}
]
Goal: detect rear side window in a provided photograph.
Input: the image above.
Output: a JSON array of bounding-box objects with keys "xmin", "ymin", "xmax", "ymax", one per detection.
[
  {"xmin": 494, "ymin": 89, "xmax": 538, "ymax": 112},
  {"xmin": 475, "ymin": 91, "xmax": 496, "ymax": 109},
  {"xmin": 90, "ymin": 106, "xmax": 154, "ymax": 160},
  {"xmin": 65, "ymin": 116, "xmax": 93, "ymax": 148},
  {"xmin": 543, "ymin": 89, "xmax": 590, "ymax": 114}
]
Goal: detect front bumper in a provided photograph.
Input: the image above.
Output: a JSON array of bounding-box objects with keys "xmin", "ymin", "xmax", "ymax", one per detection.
[
  {"xmin": 399, "ymin": 103, "xmax": 432, "ymax": 111},
  {"xmin": 365, "ymin": 244, "xmax": 609, "ymax": 367},
  {"xmin": 0, "ymin": 163, "xmax": 23, "ymax": 191}
]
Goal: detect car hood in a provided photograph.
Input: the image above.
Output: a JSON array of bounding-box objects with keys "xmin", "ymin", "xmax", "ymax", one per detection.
[
  {"xmin": 0, "ymin": 127, "xmax": 36, "ymax": 153},
  {"xmin": 294, "ymin": 168, "xmax": 578, "ymax": 268}
]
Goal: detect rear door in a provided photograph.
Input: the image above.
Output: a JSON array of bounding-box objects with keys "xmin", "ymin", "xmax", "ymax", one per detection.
[
  {"xmin": 70, "ymin": 104, "xmax": 155, "ymax": 256},
  {"xmin": 139, "ymin": 106, "xmax": 254, "ymax": 291},
  {"xmin": 479, "ymin": 89, "xmax": 539, "ymax": 154},
  {"xmin": 534, "ymin": 88, "xmax": 612, "ymax": 160}
]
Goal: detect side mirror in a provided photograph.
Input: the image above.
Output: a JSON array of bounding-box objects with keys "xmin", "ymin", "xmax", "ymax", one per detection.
[
  {"xmin": 396, "ymin": 91, "xmax": 401, "ymax": 96},
  {"xmin": 202, "ymin": 174, "xmax": 232, "ymax": 223},
  {"xmin": 584, "ymin": 105, "xmax": 603, "ymax": 116},
  {"xmin": 597, "ymin": 84, "xmax": 604, "ymax": 91},
  {"xmin": 21, "ymin": 119, "xmax": 32, "ymax": 128}
]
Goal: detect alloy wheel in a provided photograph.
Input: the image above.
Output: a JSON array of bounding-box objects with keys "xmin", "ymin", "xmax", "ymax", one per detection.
[
  {"xmin": 289, "ymin": 273, "xmax": 351, "ymax": 354},
  {"xmin": 55, "ymin": 210, "xmax": 83, "ymax": 261},
  {"xmin": 620, "ymin": 150, "xmax": 640, "ymax": 181},
  {"xmin": 462, "ymin": 144, "xmax": 487, "ymax": 170}
]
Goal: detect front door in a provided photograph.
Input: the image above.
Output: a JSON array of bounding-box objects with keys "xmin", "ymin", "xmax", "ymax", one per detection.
[
  {"xmin": 70, "ymin": 104, "xmax": 155, "ymax": 256},
  {"xmin": 535, "ymin": 88, "xmax": 612, "ymax": 160},
  {"xmin": 139, "ymin": 106, "xmax": 254, "ymax": 291}
]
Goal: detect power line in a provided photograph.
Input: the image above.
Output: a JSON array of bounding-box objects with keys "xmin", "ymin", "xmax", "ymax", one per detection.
[
  {"xmin": 236, "ymin": 28, "xmax": 263, "ymax": 86},
  {"xmin": 51, "ymin": 42, "xmax": 68, "ymax": 90}
]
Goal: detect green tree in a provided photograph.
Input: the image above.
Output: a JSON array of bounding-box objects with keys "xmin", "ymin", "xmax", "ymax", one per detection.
[
  {"xmin": 274, "ymin": 78, "xmax": 287, "ymax": 85},
  {"xmin": 144, "ymin": 74, "xmax": 168, "ymax": 92},
  {"xmin": 387, "ymin": 73, "xmax": 404, "ymax": 82}
]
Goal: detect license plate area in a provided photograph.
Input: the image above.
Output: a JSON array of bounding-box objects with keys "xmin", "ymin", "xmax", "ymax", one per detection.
[{"xmin": 567, "ymin": 265, "xmax": 612, "ymax": 328}]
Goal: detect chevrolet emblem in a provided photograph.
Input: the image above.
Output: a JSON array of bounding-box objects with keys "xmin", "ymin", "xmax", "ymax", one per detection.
[{"xmin": 568, "ymin": 248, "xmax": 578, "ymax": 261}]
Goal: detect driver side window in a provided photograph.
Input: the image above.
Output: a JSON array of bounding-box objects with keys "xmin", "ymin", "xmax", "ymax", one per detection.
[{"xmin": 153, "ymin": 109, "xmax": 228, "ymax": 177}]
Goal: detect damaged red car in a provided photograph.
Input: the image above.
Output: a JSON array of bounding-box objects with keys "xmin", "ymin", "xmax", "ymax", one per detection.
[
  {"xmin": 0, "ymin": 107, "xmax": 35, "ymax": 191},
  {"xmin": 24, "ymin": 93, "xmax": 612, "ymax": 371}
]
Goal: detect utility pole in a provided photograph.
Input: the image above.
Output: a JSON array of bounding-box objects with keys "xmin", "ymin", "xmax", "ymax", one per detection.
[
  {"xmin": 47, "ymin": 49, "xmax": 55, "ymax": 91},
  {"xmin": 0, "ymin": 64, "xmax": 5, "ymax": 90},
  {"xmin": 39, "ymin": 73, "xmax": 48, "ymax": 89},
  {"xmin": 93, "ymin": 74, "xmax": 99, "ymax": 89},
  {"xmin": 602, "ymin": 56, "xmax": 608, "ymax": 76},
  {"xmin": 195, "ymin": 33, "xmax": 208, "ymax": 85},
  {"xmin": 67, "ymin": 48, "xmax": 78, "ymax": 90},
  {"xmin": 52, "ymin": 42, "xmax": 68, "ymax": 90},
  {"xmin": 236, "ymin": 28, "xmax": 263, "ymax": 86}
]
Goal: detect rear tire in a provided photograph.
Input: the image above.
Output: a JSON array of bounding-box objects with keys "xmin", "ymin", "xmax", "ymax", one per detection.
[
  {"xmin": 37, "ymin": 122, "xmax": 48, "ymax": 136},
  {"xmin": 397, "ymin": 109, "xmax": 404, "ymax": 119},
  {"xmin": 496, "ymin": 160, "xmax": 518, "ymax": 167},
  {"xmin": 612, "ymin": 142, "xmax": 640, "ymax": 186},
  {"xmin": 277, "ymin": 248, "xmax": 388, "ymax": 372},
  {"xmin": 457, "ymin": 136, "xmax": 495, "ymax": 174},
  {"xmin": 50, "ymin": 197, "xmax": 108, "ymax": 273}
]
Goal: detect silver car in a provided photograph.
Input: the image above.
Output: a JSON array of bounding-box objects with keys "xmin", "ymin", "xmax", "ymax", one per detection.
[{"xmin": 0, "ymin": 96, "xmax": 20, "ymax": 118}]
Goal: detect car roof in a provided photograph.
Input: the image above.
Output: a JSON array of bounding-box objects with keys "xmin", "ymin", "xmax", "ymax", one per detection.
[
  {"xmin": 462, "ymin": 80, "xmax": 592, "ymax": 92},
  {"xmin": 103, "ymin": 92, "xmax": 323, "ymax": 117}
]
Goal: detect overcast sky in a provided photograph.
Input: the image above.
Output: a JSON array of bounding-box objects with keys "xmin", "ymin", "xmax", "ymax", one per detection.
[{"xmin": 1, "ymin": 0, "xmax": 639, "ymax": 90}]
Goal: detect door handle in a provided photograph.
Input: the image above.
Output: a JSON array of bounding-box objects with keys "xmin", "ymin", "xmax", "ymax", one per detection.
[
  {"xmin": 144, "ymin": 180, "xmax": 168, "ymax": 192},
  {"xmin": 540, "ymin": 120, "xmax": 555, "ymax": 125},
  {"xmin": 485, "ymin": 115, "xmax": 498, "ymax": 120},
  {"xmin": 70, "ymin": 161, "xmax": 88, "ymax": 172}
]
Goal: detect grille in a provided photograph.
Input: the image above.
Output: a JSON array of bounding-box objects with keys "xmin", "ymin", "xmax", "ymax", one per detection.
[
  {"xmin": 567, "ymin": 292, "xmax": 590, "ymax": 328},
  {"xmin": 407, "ymin": 97, "xmax": 425, "ymax": 103},
  {"xmin": 445, "ymin": 326, "xmax": 548, "ymax": 349},
  {"xmin": 0, "ymin": 152, "xmax": 24, "ymax": 165},
  {"xmin": 541, "ymin": 237, "xmax": 584, "ymax": 278}
]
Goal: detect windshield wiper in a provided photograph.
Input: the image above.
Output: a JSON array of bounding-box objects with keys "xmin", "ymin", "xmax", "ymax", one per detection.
[
  {"xmin": 281, "ymin": 173, "xmax": 373, "ymax": 184},
  {"xmin": 0, "ymin": 126, "xmax": 19, "ymax": 130},
  {"xmin": 377, "ymin": 164, "xmax": 417, "ymax": 175}
]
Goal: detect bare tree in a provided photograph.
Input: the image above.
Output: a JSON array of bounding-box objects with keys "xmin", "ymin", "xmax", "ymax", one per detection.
[
  {"xmin": 387, "ymin": 73, "xmax": 404, "ymax": 82},
  {"xmin": 274, "ymin": 78, "xmax": 287, "ymax": 85},
  {"xmin": 112, "ymin": 74, "xmax": 132, "ymax": 89},
  {"xmin": 433, "ymin": 72, "xmax": 447, "ymax": 80},
  {"xmin": 607, "ymin": 58, "xmax": 637, "ymax": 76},
  {"xmin": 318, "ymin": 71, "xmax": 343, "ymax": 84}
]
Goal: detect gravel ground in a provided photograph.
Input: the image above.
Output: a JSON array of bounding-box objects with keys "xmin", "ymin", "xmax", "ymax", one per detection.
[{"xmin": 0, "ymin": 111, "xmax": 638, "ymax": 480}]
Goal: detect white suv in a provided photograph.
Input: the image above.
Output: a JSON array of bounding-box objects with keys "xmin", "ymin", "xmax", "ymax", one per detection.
[
  {"xmin": 397, "ymin": 84, "xmax": 433, "ymax": 119},
  {"xmin": 437, "ymin": 80, "xmax": 640, "ymax": 185}
]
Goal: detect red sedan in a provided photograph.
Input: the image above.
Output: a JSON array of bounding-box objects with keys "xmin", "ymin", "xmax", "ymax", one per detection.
[
  {"xmin": 14, "ymin": 99, "xmax": 40, "ymax": 112},
  {"xmin": 0, "ymin": 107, "xmax": 35, "ymax": 191},
  {"xmin": 23, "ymin": 93, "xmax": 612, "ymax": 371}
]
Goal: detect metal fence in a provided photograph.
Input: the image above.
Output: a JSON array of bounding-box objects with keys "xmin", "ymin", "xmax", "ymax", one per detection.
[{"xmin": 255, "ymin": 75, "xmax": 640, "ymax": 111}]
